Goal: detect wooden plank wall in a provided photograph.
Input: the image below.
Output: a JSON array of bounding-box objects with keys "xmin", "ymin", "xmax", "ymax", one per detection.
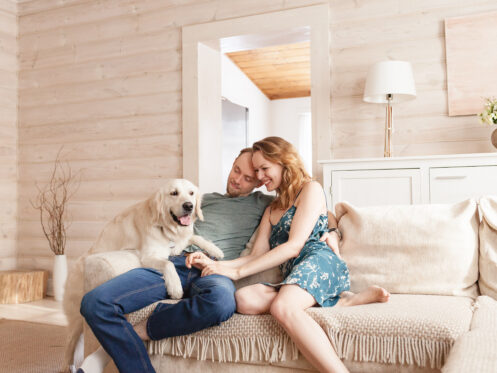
[
  {"xmin": 329, "ymin": 0, "xmax": 497, "ymax": 158},
  {"xmin": 0, "ymin": 0, "xmax": 17, "ymax": 271},
  {"xmin": 15, "ymin": 0, "xmax": 497, "ymax": 273}
]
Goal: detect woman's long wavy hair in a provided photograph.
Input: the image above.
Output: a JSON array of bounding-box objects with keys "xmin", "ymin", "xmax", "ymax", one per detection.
[{"xmin": 252, "ymin": 136, "xmax": 311, "ymax": 210}]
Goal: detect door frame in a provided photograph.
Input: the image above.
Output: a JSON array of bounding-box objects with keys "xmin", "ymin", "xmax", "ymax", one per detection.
[{"xmin": 182, "ymin": 4, "xmax": 331, "ymax": 190}]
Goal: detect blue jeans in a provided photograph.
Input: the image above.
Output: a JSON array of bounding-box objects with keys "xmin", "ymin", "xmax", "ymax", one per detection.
[{"xmin": 80, "ymin": 255, "xmax": 236, "ymax": 373}]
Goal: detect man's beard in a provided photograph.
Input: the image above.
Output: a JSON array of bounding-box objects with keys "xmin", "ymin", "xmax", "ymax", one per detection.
[{"xmin": 226, "ymin": 180, "xmax": 242, "ymax": 197}]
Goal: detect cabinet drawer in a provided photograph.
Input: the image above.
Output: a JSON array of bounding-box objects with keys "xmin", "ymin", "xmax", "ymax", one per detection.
[
  {"xmin": 330, "ymin": 169, "xmax": 421, "ymax": 207},
  {"xmin": 429, "ymin": 166, "xmax": 497, "ymax": 203}
]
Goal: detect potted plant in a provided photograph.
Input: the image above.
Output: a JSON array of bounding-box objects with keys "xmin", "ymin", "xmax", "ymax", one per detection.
[
  {"xmin": 31, "ymin": 149, "xmax": 80, "ymax": 301},
  {"xmin": 478, "ymin": 97, "xmax": 497, "ymax": 149}
]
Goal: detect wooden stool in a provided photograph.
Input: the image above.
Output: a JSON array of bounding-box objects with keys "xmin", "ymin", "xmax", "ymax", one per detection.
[{"xmin": 0, "ymin": 269, "xmax": 48, "ymax": 304}]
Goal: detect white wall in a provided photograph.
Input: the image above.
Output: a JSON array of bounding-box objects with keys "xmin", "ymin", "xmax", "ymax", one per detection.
[
  {"xmin": 221, "ymin": 55, "xmax": 271, "ymax": 145},
  {"xmin": 270, "ymin": 97, "xmax": 312, "ymax": 174}
]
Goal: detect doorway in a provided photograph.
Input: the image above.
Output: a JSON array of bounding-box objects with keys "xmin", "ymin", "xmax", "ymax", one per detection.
[
  {"xmin": 182, "ymin": 5, "xmax": 330, "ymax": 192},
  {"xmin": 222, "ymin": 99, "xmax": 249, "ymax": 185}
]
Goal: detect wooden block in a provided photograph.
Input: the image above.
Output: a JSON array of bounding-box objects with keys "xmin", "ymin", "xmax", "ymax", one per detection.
[{"xmin": 0, "ymin": 269, "xmax": 48, "ymax": 304}]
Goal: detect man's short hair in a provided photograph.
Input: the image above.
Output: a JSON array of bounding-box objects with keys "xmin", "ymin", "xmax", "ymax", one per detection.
[{"xmin": 236, "ymin": 147, "xmax": 253, "ymax": 160}]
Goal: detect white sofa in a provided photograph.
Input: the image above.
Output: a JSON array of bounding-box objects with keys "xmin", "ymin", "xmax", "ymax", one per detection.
[{"xmin": 83, "ymin": 197, "xmax": 497, "ymax": 373}]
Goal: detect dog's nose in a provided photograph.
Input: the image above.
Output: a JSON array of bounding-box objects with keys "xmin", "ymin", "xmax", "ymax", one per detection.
[{"xmin": 183, "ymin": 202, "xmax": 193, "ymax": 212}]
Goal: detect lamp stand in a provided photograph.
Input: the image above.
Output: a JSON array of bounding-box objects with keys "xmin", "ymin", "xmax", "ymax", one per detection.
[{"xmin": 384, "ymin": 94, "xmax": 393, "ymax": 157}]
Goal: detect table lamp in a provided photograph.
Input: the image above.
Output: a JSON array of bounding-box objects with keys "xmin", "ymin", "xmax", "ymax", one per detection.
[{"xmin": 363, "ymin": 61, "xmax": 416, "ymax": 157}]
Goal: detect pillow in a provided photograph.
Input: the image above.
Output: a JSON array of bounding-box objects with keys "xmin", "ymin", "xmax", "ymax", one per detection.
[
  {"xmin": 478, "ymin": 196, "xmax": 497, "ymax": 300},
  {"xmin": 335, "ymin": 199, "xmax": 479, "ymax": 297}
]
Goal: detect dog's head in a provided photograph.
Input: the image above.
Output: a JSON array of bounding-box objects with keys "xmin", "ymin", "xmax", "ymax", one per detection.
[{"xmin": 152, "ymin": 179, "xmax": 203, "ymax": 228}]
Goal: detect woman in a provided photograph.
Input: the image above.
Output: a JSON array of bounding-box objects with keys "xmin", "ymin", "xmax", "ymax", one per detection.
[{"xmin": 188, "ymin": 136, "xmax": 389, "ymax": 373}]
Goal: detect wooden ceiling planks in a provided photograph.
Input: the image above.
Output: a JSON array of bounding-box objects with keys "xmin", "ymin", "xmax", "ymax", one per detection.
[{"xmin": 226, "ymin": 41, "xmax": 310, "ymax": 100}]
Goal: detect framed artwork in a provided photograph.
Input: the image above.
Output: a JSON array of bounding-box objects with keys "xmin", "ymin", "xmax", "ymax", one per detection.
[{"xmin": 445, "ymin": 12, "xmax": 497, "ymax": 116}]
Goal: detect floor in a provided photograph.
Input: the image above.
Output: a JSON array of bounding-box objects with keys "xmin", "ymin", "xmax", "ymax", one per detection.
[{"xmin": 0, "ymin": 297, "xmax": 67, "ymax": 326}]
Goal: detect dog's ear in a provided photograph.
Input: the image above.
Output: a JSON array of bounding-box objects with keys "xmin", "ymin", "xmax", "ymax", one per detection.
[
  {"xmin": 195, "ymin": 192, "xmax": 204, "ymax": 221},
  {"xmin": 152, "ymin": 188, "xmax": 166, "ymax": 223}
]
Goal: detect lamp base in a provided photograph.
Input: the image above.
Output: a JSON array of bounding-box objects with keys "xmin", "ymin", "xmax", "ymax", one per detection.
[{"xmin": 384, "ymin": 97, "xmax": 393, "ymax": 157}]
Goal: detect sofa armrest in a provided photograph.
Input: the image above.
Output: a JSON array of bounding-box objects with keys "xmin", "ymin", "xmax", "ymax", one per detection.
[{"xmin": 84, "ymin": 250, "xmax": 142, "ymax": 292}]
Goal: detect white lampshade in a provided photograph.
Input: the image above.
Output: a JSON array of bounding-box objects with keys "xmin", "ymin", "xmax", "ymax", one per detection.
[{"xmin": 363, "ymin": 60, "xmax": 416, "ymax": 104}]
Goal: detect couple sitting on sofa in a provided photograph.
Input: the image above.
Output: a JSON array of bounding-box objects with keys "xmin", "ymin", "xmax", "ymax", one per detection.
[{"xmin": 78, "ymin": 136, "xmax": 389, "ymax": 373}]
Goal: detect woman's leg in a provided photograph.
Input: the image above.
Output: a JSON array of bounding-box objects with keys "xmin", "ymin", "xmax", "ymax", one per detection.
[
  {"xmin": 235, "ymin": 284, "xmax": 278, "ymax": 314},
  {"xmin": 336, "ymin": 285, "xmax": 390, "ymax": 307},
  {"xmin": 270, "ymin": 284, "xmax": 349, "ymax": 373}
]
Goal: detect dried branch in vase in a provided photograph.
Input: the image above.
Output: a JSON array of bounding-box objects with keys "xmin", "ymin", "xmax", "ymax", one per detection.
[{"xmin": 30, "ymin": 148, "xmax": 81, "ymax": 255}]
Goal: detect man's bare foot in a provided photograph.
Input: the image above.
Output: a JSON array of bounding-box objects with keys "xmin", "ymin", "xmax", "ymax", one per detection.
[{"xmin": 337, "ymin": 285, "xmax": 390, "ymax": 307}]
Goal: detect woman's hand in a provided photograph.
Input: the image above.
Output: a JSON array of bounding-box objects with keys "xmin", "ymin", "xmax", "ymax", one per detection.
[
  {"xmin": 320, "ymin": 231, "xmax": 341, "ymax": 259},
  {"xmin": 185, "ymin": 251, "xmax": 214, "ymax": 270},
  {"xmin": 201, "ymin": 262, "xmax": 241, "ymax": 281}
]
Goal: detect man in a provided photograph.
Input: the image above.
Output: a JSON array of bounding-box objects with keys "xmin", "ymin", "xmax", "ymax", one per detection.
[{"xmin": 78, "ymin": 148, "xmax": 273, "ymax": 373}]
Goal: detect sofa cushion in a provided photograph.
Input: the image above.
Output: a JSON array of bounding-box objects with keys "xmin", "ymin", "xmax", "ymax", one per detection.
[
  {"xmin": 471, "ymin": 295, "xmax": 497, "ymax": 330},
  {"xmin": 127, "ymin": 294, "xmax": 472, "ymax": 370},
  {"xmin": 478, "ymin": 196, "xmax": 497, "ymax": 300},
  {"xmin": 441, "ymin": 330, "xmax": 497, "ymax": 373},
  {"xmin": 335, "ymin": 199, "xmax": 479, "ymax": 297}
]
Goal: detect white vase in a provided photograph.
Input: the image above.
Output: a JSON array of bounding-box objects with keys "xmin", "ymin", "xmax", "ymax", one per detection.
[{"xmin": 53, "ymin": 254, "xmax": 68, "ymax": 301}]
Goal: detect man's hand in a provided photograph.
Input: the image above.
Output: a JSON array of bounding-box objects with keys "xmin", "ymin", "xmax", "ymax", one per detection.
[
  {"xmin": 320, "ymin": 231, "xmax": 341, "ymax": 259},
  {"xmin": 185, "ymin": 251, "xmax": 214, "ymax": 270},
  {"xmin": 201, "ymin": 262, "xmax": 241, "ymax": 281}
]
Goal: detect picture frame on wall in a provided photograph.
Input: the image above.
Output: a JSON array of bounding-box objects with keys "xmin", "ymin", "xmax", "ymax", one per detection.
[{"xmin": 445, "ymin": 12, "xmax": 497, "ymax": 116}]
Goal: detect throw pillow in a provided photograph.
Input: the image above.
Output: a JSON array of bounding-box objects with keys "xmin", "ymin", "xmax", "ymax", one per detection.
[{"xmin": 335, "ymin": 199, "xmax": 479, "ymax": 297}]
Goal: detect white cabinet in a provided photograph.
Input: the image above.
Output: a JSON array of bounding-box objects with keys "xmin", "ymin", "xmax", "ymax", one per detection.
[
  {"xmin": 429, "ymin": 165, "xmax": 497, "ymax": 204},
  {"xmin": 320, "ymin": 153, "xmax": 497, "ymax": 209},
  {"xmin": 330, "ymin": 169, "xmax": 421, "ymax": 207}
]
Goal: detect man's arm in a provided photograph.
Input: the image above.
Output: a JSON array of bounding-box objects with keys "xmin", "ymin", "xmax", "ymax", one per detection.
[{"xmin": 319, "ymin": 211, "xmax": 341, "ymax": 257}]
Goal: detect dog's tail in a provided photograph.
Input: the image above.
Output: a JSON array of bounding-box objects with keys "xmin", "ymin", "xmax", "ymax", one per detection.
[{"xmin": 61, "ymin": 257, "xmax": 85, "ymax": 373}]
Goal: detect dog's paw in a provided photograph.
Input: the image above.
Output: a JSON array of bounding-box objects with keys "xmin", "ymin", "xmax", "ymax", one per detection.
[
  {"xmin": 205, "ymin": 242, "xmax": 224, "ymax": 259},
  {"xmin": 167, "ymin": 282, "xmax": 183, "ymax": 300},
  {"xmin": 213, "ymin": 247, "xmax": 224, "ymax": 259}
]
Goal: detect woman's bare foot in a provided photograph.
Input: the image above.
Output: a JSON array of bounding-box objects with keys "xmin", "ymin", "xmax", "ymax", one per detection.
[{"xmin": 337, "ymin": 285, "xmax": 390, "ymax": 307}]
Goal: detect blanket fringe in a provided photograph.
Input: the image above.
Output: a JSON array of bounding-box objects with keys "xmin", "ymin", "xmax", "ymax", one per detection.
[
  {"xmin": 148, "ymin": 331, "xmax": 451, "ymax": 369},
  {"xmin": 148, "ymin": 335, "xmax": 299, "ymax": 363},
  {"xmin": 328, "ymin": 330, "xmax": 451, "ymax": 369}
]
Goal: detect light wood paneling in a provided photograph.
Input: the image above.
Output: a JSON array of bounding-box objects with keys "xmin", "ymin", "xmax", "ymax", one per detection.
[
  {"xmin": 329, "ymin": 0, "xmax": 497, "ymax": 160},
  {"xmin": 0, "ymin": 4, "xmax": 17, "ymax": 271},
  {"xmin": 13, "ymin": 0, "xmax": 497, "ymax": 276},
  {"xmin": 226, "ymin": 42, "xmax": 310, "ymax": 100}
]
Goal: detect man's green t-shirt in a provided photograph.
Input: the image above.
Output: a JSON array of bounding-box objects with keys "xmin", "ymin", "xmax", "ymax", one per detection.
[{"xmin": 188, "ymin": 192, "xmax": 273, "ymax": 260}]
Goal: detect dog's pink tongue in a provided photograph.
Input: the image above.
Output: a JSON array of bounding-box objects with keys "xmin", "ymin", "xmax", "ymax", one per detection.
[{"xmin": 179, "ymin": 215, "xmax": 191, "ymax": 225}]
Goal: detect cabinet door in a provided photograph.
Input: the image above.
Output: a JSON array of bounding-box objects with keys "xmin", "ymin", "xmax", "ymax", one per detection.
[
  {"xmin": 330, "ymin": 169, "xmax": 421, "ymax": 207},
  {"xmin": 430, "ymin": 166, "xmax": 497, "ymax": 204}
]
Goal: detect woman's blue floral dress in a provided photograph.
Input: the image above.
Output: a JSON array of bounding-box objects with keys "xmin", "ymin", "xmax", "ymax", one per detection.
[{"xmin": 266, "ymin": 205, "xmax": 350, "ymax": 307}]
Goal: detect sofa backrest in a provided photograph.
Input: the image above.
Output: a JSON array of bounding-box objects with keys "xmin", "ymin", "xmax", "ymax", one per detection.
[
  {"xmin": 478, "ymin": 196, "xmax": 497, "ymax": 300},
  {"xmin": 335, "ymin": 199, "xmax": 480, "ymax": 298}
]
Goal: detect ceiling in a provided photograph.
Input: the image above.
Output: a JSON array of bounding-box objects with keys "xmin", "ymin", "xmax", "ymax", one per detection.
[{"xmin": 226, "ymin": 41, "xmax": 310, "ymax": 100}]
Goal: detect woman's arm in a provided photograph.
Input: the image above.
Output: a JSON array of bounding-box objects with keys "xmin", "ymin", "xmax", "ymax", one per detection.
[{"xmin": 201, "ymin": 181, "xmax": 326, "ymax": 280}]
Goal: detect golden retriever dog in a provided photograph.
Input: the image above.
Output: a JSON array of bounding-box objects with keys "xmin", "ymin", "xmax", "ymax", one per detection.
[{"xmin": 61, "ymin": 178, "xmax": 224, "ymax": 372}]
